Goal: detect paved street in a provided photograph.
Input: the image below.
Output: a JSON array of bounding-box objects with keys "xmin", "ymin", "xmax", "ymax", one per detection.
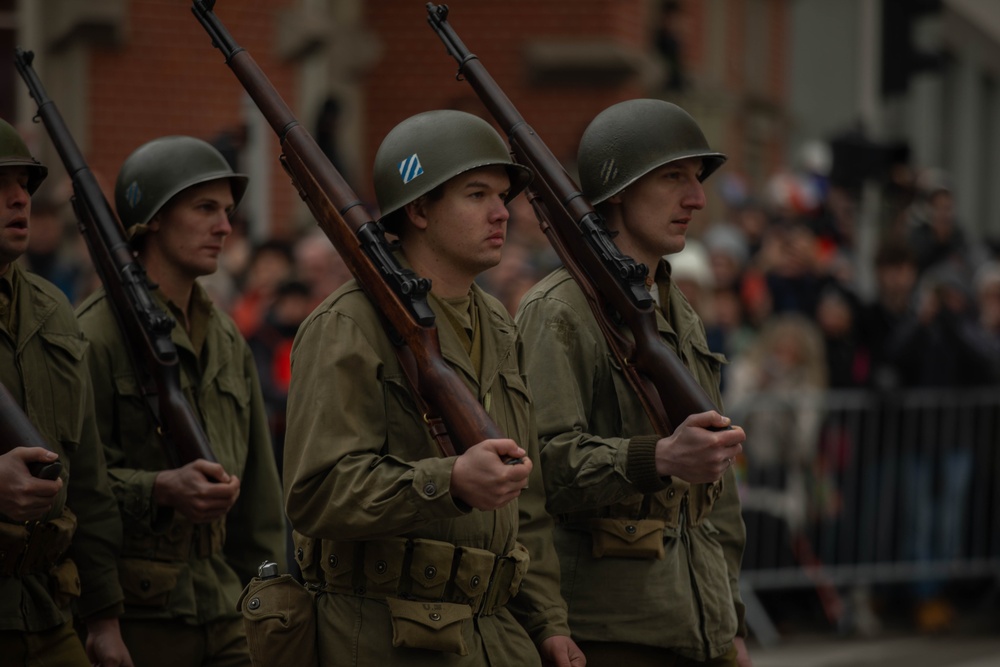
[{"xmin": 750, "ymin": 635, "xmax": 1000, "ymax": 667}]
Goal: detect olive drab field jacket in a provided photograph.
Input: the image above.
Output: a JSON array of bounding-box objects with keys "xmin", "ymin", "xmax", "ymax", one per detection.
[
  {"xmin": 284, "ymin": 279, "xmax": 571, "ymax": 666},
  {"xmin": 0, "ymin": 264, "xmax": 124, "ymax": 632},
  {"xmin": 516, "ymin": 264, "xmax": 747, "ymax": 662},
  {"xmin": 76, "ymin": 283, "xmax": 286, "ymax": 625}
]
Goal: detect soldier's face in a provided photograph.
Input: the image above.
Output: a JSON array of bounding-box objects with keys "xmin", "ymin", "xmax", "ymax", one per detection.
[
  {"xmin": 406, "ymin": 165, "xmax": 512, "ymax": 282},
  {"xmin": 607, "ymin": 157, "xmax": 706, "ymax": 262},
  {"xmin": 148, "ymin": 179, "xmax": 235, "ymax": 279},
  {"xmin": 0, "ymin": 166, "xmax": 31, "ymax": 273}
]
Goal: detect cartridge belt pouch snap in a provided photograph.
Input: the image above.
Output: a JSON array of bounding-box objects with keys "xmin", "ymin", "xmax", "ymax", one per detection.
[
  {"xmin": 238, "ymin": 573, "xmax": 318, "ymax": 667},
  {"xmin": 386, "ymin": 597, "xmax": 472, "ymax": 656},
  {"xmin": 589, "ymin": 518, "xmax": 666, "ymax": 560}
]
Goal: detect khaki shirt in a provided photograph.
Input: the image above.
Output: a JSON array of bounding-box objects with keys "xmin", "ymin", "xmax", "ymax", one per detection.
[
  {"xmin": 0, "ymin": 264, "xmax": 124, "ymax": 631},
  {"xmin": 76, "ymin": 282, "xmax": 286, "ymax": 625},
  {"xmin": 516, "ymin": 264, "xmax": 747, "ymax": 662},
  {"xmin": 284, "ymin": 279, "xmax": 570, "ymax": 666}
]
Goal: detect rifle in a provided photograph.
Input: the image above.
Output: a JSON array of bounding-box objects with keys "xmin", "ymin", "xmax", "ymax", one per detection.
[
  {"xmin": 0, "ymin": 381, "xmax": 62, "ymax": 480},
  {"xmin": 14, "ymin": 48, "xmax": 220, "ymax": 470},
  {"xmin": 191, "ymin": 0, "xmax": 507, "ymax": 458},
  {"xmin": 427, "ymin": 4, "xmax": 720, "ymax": 437}
]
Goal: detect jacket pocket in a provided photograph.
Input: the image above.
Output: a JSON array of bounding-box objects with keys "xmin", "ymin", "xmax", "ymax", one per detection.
[
  {"xmin": 215, "ymin": 372, "xmax": 251, "ymax": 452},
  {"xmin": 119, "ymin": 557, "xmax": 181, "ymax": 608},
  {"xmin": 38, "ymin": 331, "xmax": 88, "ymax": 446},
  {"xmin": 112, "ymin": 373, "xmax": 164, "ymax": 468},
  {"xmin": 589, "ymin": 517, "xmax": 666, "ymax": 559},
  {"xmin": 495, "ymin": 369, "xmax": 531, "ymax": 442}
]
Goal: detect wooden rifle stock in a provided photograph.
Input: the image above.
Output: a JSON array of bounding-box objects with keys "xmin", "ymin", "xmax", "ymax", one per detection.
[
  {"xmin": 427, "ymin": 4, "xmax": 720, "ymax": 435},
  {"xmin": 0, "ymin": 381, "xmax": 62, "ymax": 480},
  {"xmin": 14, "ymin": 49, "xmax": 218, "ymax": 469},
  {"xmin": 191, "ymin": 0, "xmax": 505, "ymax": 455}
]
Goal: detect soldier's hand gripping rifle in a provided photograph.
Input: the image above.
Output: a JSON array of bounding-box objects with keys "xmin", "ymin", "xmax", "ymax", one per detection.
[
  {"xmin": 0, "ymin": 381, "xmax": 62, "ymax": 480},
  {"xmin": 427, "ymin": 4, "xmax": 721, "ymax": 436},
  {"xmin": 191, "ymin": 0, "xmax": 509, "ymax": 458},
  {"xmin": 14, "ymin": 48, "xmax": 220, "ymax": 470}
]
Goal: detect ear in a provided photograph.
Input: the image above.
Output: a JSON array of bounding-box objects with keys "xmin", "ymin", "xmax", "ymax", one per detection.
[
  {"xmin": 146, "ymin": 213, "xmax": 162, "ymax": 233},
  {"xmin": 403, "ymin": 198, "xmax": 430, "ymax": 231}
]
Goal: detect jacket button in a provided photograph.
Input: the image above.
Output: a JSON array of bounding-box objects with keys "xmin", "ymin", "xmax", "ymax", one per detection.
[
  {"xmin": 140, "ymin": 579, "xmax": 151, "ymax": 592},
  {"xmin": 424, "ymin": 565, "xmax": 437, "ymax": 580},
  {"xmin": 667, "ymin": 487, "xmax": 675, "ymax": 499},
  {"xmin": 375, "ymin": 560, "xmax": 387, "ymax": 574},
  {"xmin": 296, "ymin": 548, "xmax": 304, "ymax": 561},
  {"xmin": 471, "ymin": 575, "xmax": 481, "ymax": 588},
  {"xmin": 429, "ymin": 612, "xmax": 442, "ymax": 622},
  {"xmin": 625, "ymin": 524, "xmax": 637, "ymax": 535},
  {"xmin": 329, "ymin": 555, "xmax": 338, "ymax": 568},
  {"xmin": 423, "ymin": 482, "xmax": 437, "ymax": 496},
  {"xmin": 248, "ymin": 597, "xmax": 260, "ymax": 610}
]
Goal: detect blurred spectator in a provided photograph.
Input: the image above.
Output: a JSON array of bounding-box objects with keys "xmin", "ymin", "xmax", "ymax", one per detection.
[
  {"xmin": 19, "ymin": 192, "xmax": 82, "ymax": 302},
  {"xmin": 974, "ymin": 261, "xmax": 1000, "ymax": 344},
  {"xmin": 247, "ymin": 279, "xmax": 314, "ymax": 473},
  {"xmin": 667, "ymin": 238, "xmax": 713, "ymax": 318},
  {"xmin": 725, "ymin": 314, "xmax": 831, "ymax": 541},
  {"xmin": 230, "ymin": 240, "xmax": 295, "ymax": 337},
  {"xmin": 760, "ymin": 221, "xmax": 832, "ymax": 316},
  {"xmin": 703, "ymin": 222, "xmax": 749, "ymax": 292},
  {"xmin": 885, "ymin": 263, "xmax": 999, "ymax": 633},
  {"xmin": 815, "ymin": 286, "xmax": 868, "ymax": 388},
  {"xmin": 294, "ymin": 229, "xmax": 352, "ymax": 310},
  {"xmin": 858, "ymin": 239, "xmax": 919, "ymax": 390},
  {"xmin": 906, "ymin": 169, "xmax": 986, "ymax": 280}
]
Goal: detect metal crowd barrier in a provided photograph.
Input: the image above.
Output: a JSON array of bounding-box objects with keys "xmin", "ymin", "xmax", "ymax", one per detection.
[{"xmin": 732, "ymin": 387, "xmax": 1000, "ymax": 645}]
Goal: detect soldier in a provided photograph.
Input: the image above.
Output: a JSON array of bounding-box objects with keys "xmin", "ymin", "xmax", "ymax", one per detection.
[
  {"xmin": 0, "ymin": 118, "xmax": 132, "ymax": 666},
  {"xmin": 516, "ymin": 99, "xmax": 752, "ymax": 666},
  {"xmin": 283, "ymin": 110, "xmax": 584, "ymax": 666},
  {"xmin": 77, "ymin": 136, "xmax": 286, "ymax": 667}
]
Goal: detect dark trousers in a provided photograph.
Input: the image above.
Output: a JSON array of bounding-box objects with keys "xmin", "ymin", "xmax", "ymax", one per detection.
[
  {"xmin": 0, "ymin": 620, "xmax": 90, "ymax": 667},
  {"xmin": 120, "ymin": 616, "xmax": 250, "ymax": 667}
]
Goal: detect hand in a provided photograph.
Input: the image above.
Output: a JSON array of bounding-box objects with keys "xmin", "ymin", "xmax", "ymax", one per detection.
[
  {"xmin": 0, "ymin": 447, "xmax": 63, "ymax": 521},
  {"xmin": 654, "ymin": 411, "xmax": 745, "ymax": 484},
  {"xmin": 85, "ymin": 616, "xmax": 135, "ymax": 667},
  {"xmin": 450, "ymin": 439, "xmax": 531, "ymax": 511},
  {"xmin": 734, "ymin": 636, "xmax": 753, "ymax": 667},
  {"xmin": 152, "ymin": 459, "xmax": 239, "ymax": 523},
  {"xmin": 540, "ymin": 634, "xmax": 586, "ymax": 667}
]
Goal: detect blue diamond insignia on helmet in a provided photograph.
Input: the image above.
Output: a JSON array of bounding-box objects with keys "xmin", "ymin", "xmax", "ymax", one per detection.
[
  {"xmin": 125, "ymin": 181, "xmax": 142, "ymax": 209},
  {"xmin": 398, "ymin": 154, "xmax": 424, "ymax": 185},
  {"xmin": 599, "ymin": 159, "xmax": 618, "ymax": 186}
]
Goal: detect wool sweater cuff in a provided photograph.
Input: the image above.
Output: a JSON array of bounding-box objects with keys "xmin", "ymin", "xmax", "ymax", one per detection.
[{"xmin": 626, "ymin": 435, "xmax": 669, "ymax": 493}]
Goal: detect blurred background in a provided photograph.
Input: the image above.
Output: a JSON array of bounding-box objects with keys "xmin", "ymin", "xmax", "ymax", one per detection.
[{"xmin": 3, "ymin": 0, "xmax": 1000, "ymax": 660}]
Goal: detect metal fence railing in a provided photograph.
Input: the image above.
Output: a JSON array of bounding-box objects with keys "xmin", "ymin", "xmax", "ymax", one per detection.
[{"xmin": 731, "ymin": 387, "xmax": 1000, "ymax": 644}]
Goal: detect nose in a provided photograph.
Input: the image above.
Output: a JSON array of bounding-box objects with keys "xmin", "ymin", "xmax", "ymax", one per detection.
[
  {"xmin": 682, "ymin": 178, "xmax": 706, "ymax": 211},
  {"xmin": 489, "ymin": 195, "xmax": 509, "ymax": 224},
  {"xmin": 213, "ymin": 210, "xmax": 233, "ymax": 237}
]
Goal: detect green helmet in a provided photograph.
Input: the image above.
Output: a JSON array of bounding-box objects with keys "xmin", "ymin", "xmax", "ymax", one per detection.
[
  {"xmin": 373, "ymin": 110, "xmax": 532, "ymax": 226},
  {"xmin": 0, "ymin": 118, "xmax": 48, "ymax": 195},
  {"xmin": 114, "ymin": 135, "xmax": 248, "ymax": 229},
  {"xmin": 578, "ymin": 99, "xmax": 726, "ymax": 205}
]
